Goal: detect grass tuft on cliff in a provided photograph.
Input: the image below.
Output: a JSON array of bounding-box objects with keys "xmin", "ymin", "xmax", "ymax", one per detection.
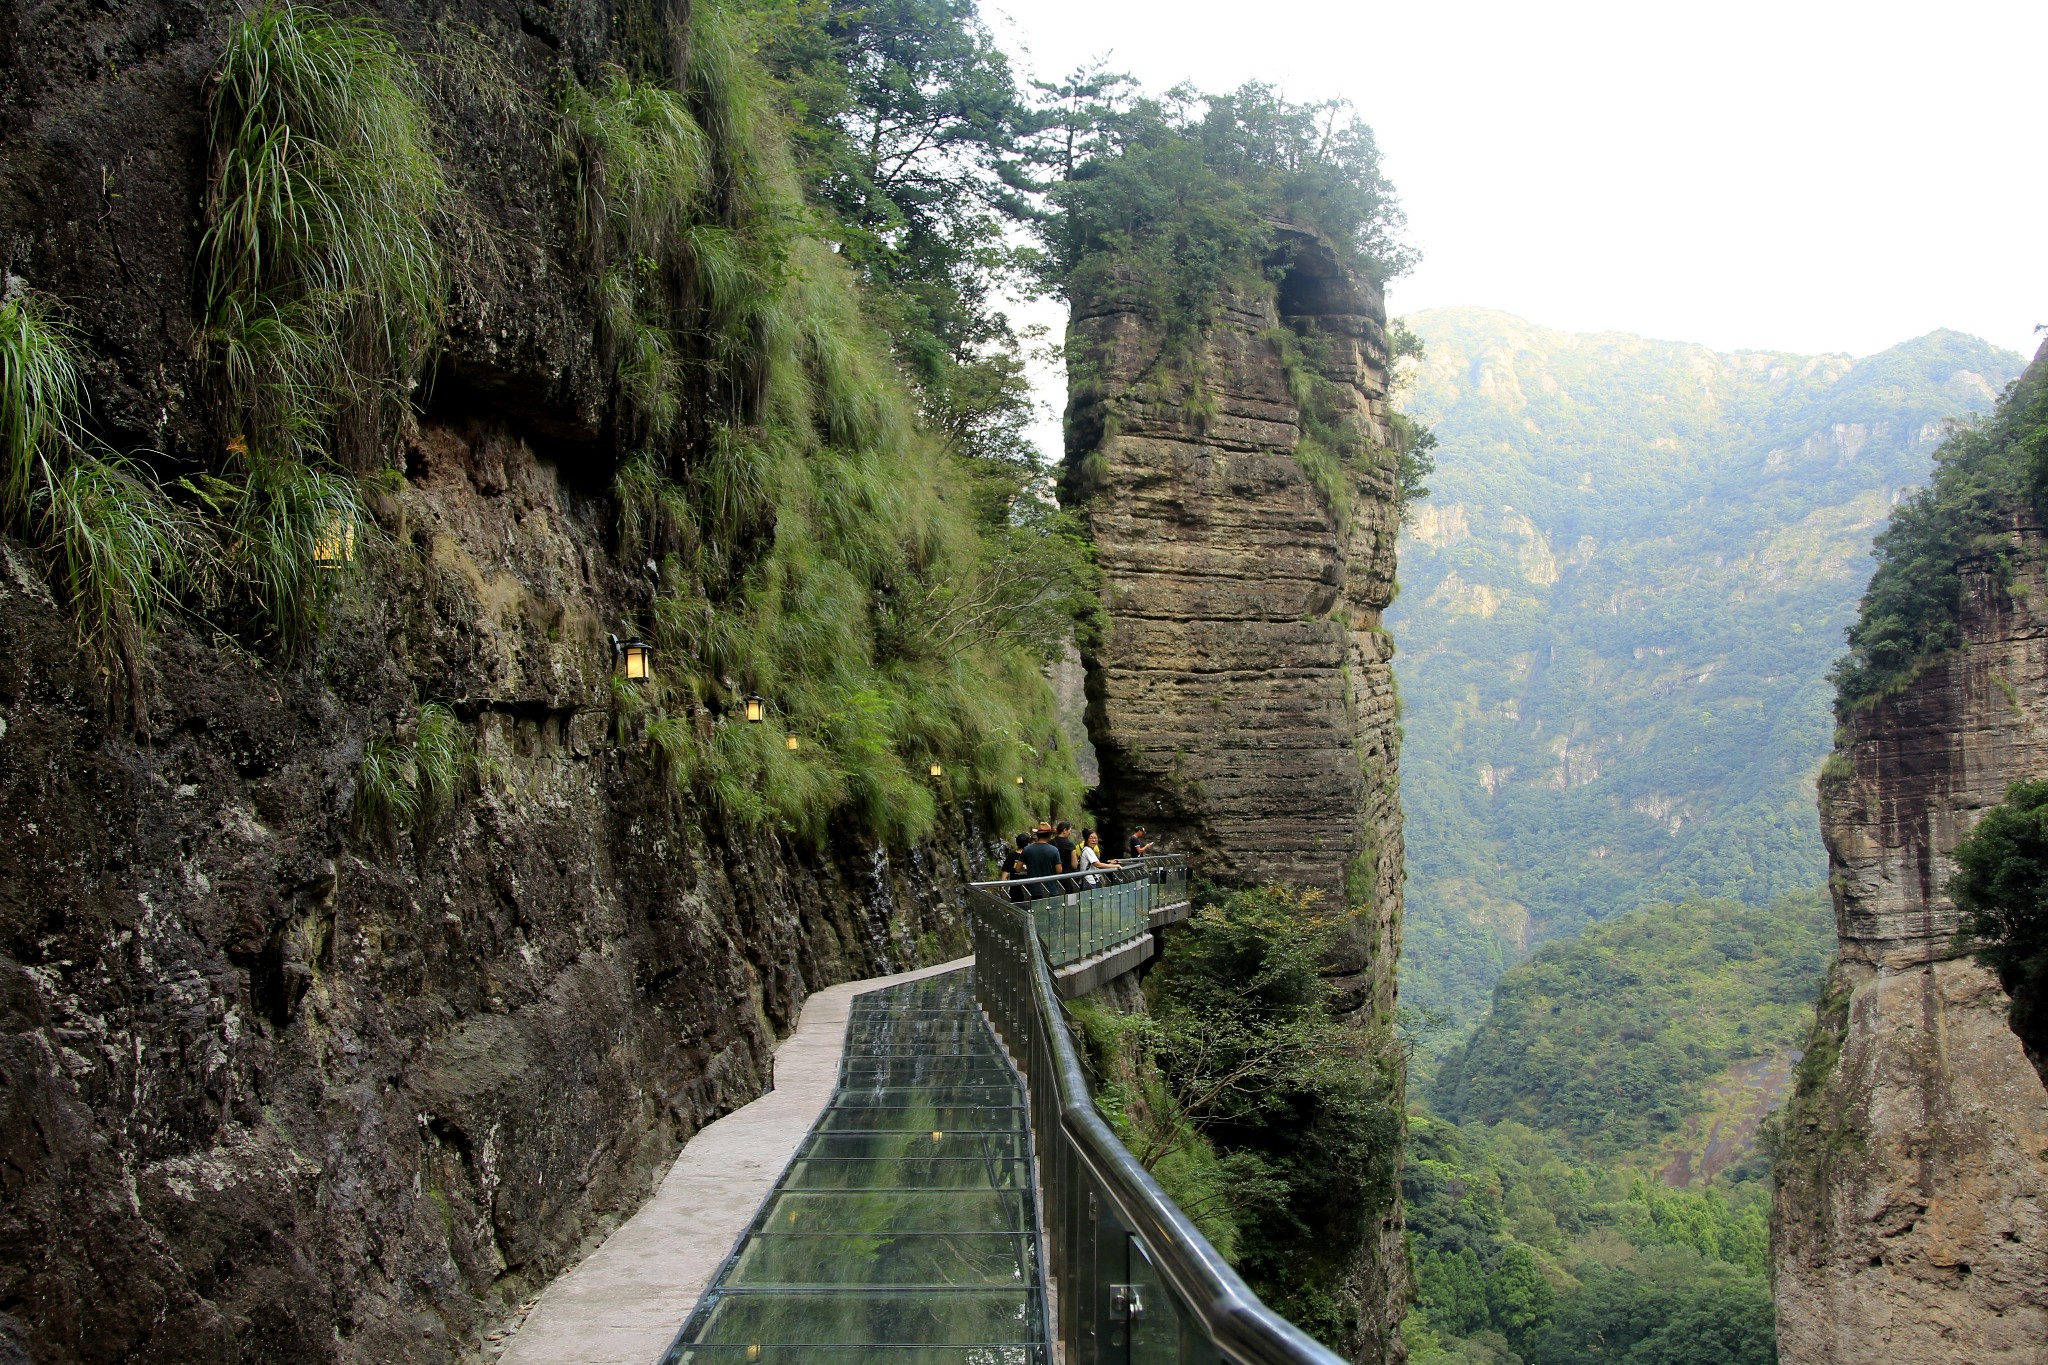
[
  {"xmin": 200, "ymin": 0, "xmax": 445, "ymax": 471},
  {"xmin": 1, "ymin": 289, "xmax": 189, "ymax": 669}
]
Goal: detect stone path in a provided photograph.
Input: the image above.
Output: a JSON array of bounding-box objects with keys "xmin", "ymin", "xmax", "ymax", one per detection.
[{"xmin": 498, "ymin": 954, "xmax": 975, "ymax": 1365}]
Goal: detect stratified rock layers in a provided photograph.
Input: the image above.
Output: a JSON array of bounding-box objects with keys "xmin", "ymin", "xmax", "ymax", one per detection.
[
  {"xmin": 1065, "ymin": 232, "xmax": 1408, "ymax": 1360},
  {"xmin": 1774, "ymin": 521, "xmax": 2048, "ymax": 1363}
]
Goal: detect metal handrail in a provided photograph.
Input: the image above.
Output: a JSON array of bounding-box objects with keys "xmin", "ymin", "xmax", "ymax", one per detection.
[
  {"xmin": 973, "ymin": 854, "xmax": 1191, "ymax": 968},
  {"xmin": 965, "ymin": 873, "xmax": 1344, "ymax": 1365}
]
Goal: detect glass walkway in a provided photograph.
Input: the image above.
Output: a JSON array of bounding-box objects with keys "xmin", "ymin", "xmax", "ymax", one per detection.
[{"xmin": 659, "ymin": 967, "xmax": 1048, "ymax": 1364}]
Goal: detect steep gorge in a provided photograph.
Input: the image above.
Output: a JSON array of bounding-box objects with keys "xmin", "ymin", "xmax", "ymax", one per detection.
[{"xmin": 1772, "ymin": 352, "xmax": 2048, "ymax": 1362}]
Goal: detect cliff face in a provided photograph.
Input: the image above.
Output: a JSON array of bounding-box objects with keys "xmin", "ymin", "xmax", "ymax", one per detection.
[
  {"xmin": 1773, "ymin": 521, "xmax": 2048, "ymax": 1362},
  {"xmin": 0, "ymin": 4, "xmax": 980, "ymax": 1362},
  {"xmin": 1065, "ymin": 229, "xmax": 1408, "ymax": 1359}
]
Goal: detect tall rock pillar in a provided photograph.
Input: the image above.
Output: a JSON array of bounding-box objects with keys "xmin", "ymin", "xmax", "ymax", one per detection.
[
  {"xmin": 1772, "ymin": 516, "xmax": 2048, "ymax": 1362},
  {"xmin": 1064, "ymin": 225, "xmax": 1409, "ymax": 1358}
]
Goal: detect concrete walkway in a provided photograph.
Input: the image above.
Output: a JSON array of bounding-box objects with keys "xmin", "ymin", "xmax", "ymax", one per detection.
[{"xmin": 497, "ymin": 955, "xmax": 977, "ymax": 1365}]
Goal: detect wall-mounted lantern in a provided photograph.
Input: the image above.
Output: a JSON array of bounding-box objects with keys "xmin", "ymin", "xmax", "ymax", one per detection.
[
  {"xmin": 313, "ymin": 513, "xmax": 356, "ymax": 571},
  {"xmin": 785, "ymin": 735, "xmax": 801, "ymax": 751},
  {"xmin": 744, "ymin": 693, "xmax": 766, "ymax": 723},
  {"xmin": 610, "ymin": 634, "xmax": 654, "ymax": 681},
  {"xmin": 929, "ymin": 762, "xmax": 944, "ymax": 778}
]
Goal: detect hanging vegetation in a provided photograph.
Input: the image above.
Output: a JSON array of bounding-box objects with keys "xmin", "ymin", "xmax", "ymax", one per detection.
[{"xmin": 564, "ymin": 0, "xmax": 1093, "ymax": 846}]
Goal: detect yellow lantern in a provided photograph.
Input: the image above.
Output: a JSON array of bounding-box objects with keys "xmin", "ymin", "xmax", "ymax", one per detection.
[
  {"xmin": 1015, "ymin": 775, "xmax": 1026, "ymax": 786},
  {"xmin": 312, "ymin": 512, "xmax": 355, "ymax": 570},
  {"xmin": 785, "ymin": 735, "xmax": 801, "ymax": 751},
  {"xmin": 744, "ymin": 693, "xmax": 766, "ymax": 723},
  {"xmin": 929, "ymin": 762, "xmax": 943, "ymax": 778},
  {"xmin": 611, "ymin": 635, "xmax": 653, "ymax": 681}
]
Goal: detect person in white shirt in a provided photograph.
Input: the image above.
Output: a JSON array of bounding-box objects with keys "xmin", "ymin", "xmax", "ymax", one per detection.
[{"xmin": 1077, "ymin": 829, "xmax": 1121, "ymax": 886}]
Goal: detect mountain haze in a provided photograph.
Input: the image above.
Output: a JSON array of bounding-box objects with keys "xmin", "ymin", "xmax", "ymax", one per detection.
[{"xmin": 1389, "ymin": 308, "xmax": 2025, "ymax": 1033}]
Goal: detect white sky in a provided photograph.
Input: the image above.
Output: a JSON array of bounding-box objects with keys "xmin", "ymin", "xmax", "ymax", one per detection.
[{"xmin": 987, "ymin": 0, "xmax": 2047, "ymax": 362}]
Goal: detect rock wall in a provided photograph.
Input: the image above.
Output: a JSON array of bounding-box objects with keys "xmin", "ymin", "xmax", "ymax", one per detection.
[
  {"xmin": 0, "ymin": 4, "xmax": 982, "ymax": 1362},
  {"xmin": 1064, "ymin": 229, "xmax": 1409, "ymax": 1360},
  {"xmin": 1773, "ymin": 519, "xmax": 2048, "ymax": 1363}
]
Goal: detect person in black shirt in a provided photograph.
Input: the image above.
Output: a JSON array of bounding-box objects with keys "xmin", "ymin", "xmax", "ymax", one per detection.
[
  {"xmin": 1000, "ymin": 832, "xmax": 1032, "ymax": 901},
  {"xmin": 1052, "ymin": 822, "xmax": 1077, "ymax": 878},
  {"xmin": 1126, "ymin": 826, "xmax": 1154, "ymax": 859},
  {"xmin": 1018, "ymin": 825, "xmax": 1063, "ymax": 894}
]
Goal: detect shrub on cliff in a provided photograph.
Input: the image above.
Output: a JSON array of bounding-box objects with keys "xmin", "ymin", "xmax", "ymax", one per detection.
[
  {"xmin": 1831, "ymin": 351, "xmax": 2048, "ymax": 710},
  {"xmin": 1081, "ymin": 884, "xmax": 1403, "ymax": 1347},
  {"xmin": 1947, "ymin": 777, "xmax": 2048, "ymax": 1074}
]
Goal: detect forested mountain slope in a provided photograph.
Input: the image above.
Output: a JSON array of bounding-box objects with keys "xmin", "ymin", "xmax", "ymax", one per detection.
[
  {"xmin": 1405, "ymin": 894, "xmax": 1832, "ymax": 1365},
  {"xmin": 1389, "ymin": 308, "xmax": 2023, "ymax": 1032}
]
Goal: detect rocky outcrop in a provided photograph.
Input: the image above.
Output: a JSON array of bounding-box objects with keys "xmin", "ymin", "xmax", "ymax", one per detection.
[
  {"xmin": 1773, "ymin": 517, "xmax": 2048, "ymax": 1363},
  {"xmin": 0, "ymin": 4, "xmax": 981, "ymax": 1362},
  {"xmin": 1065, "ymin": 229, "xmax": 1408, "ymax": 1359}
]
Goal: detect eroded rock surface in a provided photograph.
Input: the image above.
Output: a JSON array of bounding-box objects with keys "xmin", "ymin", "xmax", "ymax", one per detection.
[
  {"xmin": 1065, "ymin": 229, "xmax": 1408, "ymax": 1360},
  {"xmin": 1774, "ymin": 518, "xmax": 2048, "ymax": 1363},
  {"xmin": 0, "ymin": 4, "xmax": 981, "ymax": 1361}
]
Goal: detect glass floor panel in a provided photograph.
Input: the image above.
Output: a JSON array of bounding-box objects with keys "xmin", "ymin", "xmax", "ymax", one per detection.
[
  {"xmin": 671, "ymin": 1345, "xmax": 1047, "ymax": 1364},
  {"xmin": 816, "ymin": 1105, "xmax": 1024, "ymax": 1133},
  {"xmin": 726, "ymin": 1232, "xmax": 1041, "ymax": 1286},
  {"xmin": 660, "ymin": 967, "xmax": 1047, "ymax": 1365},
  {"xmin": 782, "ymin": 1157, "xmax": 1031, "ymax": 1190},
  {"xmin": 799, "ymin": 1131, "xmax": 1030, "ymax": 1161},
  {"xmin": 691, "ymin": 1289, "xmax": 1039, "ymax": 1345}
]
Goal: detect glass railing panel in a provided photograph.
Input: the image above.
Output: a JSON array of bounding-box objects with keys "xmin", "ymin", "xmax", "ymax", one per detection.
[{"xmin": 1127, "ymin": 1235, "xmax": 1185, "ymax": 1365}]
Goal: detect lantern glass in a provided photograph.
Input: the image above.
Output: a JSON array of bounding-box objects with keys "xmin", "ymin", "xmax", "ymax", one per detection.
[
  {"xmin": 615, "ymin": 638, "xmax": 653, "ymax": 681},
  {"xmin": 785, "ymin": 735, "xmax": 800, "ymax": 751},
  {"xmin": 1015, "ymin": 775, "xmax": 1025, "ymax": 786},
  {"xmin": 312, "ymin": 513, "xmax": 355, "ymax": 570},
  {"xmin": 929, "ymin": 763, "xmax": 943, "ymax": 777},
  {"xmin": 744, "ymin": 694, "xmax": 766, "ymax": 723}
]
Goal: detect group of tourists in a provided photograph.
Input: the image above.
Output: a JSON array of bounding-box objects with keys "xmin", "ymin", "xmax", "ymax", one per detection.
[{"xmin": 997, "ymin": 821, "xmax": 1158, "ymax": 899}]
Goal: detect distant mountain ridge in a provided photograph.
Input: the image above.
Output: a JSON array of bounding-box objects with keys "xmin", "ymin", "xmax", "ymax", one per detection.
[{"xmin": 1389, "ymin": 307, "xmax": 2026, "ymax": 1034}]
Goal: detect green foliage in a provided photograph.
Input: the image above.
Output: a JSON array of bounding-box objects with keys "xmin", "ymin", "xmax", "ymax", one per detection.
[
  {"xmin": 1948, "ymin": 778, "xmax": 2048, "ymax": 1066},
  {"xmin": 1524, "ymin": 1254, "xmax": 1776, "ymax": 1365},
  {"xmin": 1050, "ymin": 81, "xmax": 1413, "ymax": 344},
  {"xmin": 1432, "ymin": 893, "xmax": 1832, "ymax": 1159},
  {"xmin": 562, "ymin": 3, "xmax": 1093, "ymax": 845},
  {"xmin": 0, "ymin": 288, "xmax": 81, "ymax": 522},
  {"xmin": 352, "ymin": 701, "xmax": 474, "ymax": 845},
  {"xmin": 1097, "ymin": 884, "xmax": 1404, "ymax": 1348},
  {"xmin": 35, "ymin": 452, "xmax": 189, "ymax": 661},
  {"xmin": 1391, "ymin": 309, "xmax": 2024, "ymax": 1034},
  {"xmin": 199, "ymin": 0, "xmax": 444, "ymax": 471},
  {"xmin": 1404, "ymin": 1115, "xmax": 1779, "ymax": 1365},
  {"xmin": 745, "ymin": 0, "xmax": 1043, "ymax": 471},
  {"xmin": 1831, "ymin": 355, "xmax": 2048, "ymax": 709},
  {"xmin": 1, "ymin": 288, "xmax": 189, "ymax": 667},
  {"xmin": 202, "ymin": 451, "xmax": 367, "ymax": 656}
]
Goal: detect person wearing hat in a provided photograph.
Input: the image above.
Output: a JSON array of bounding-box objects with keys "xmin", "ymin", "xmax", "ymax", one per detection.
[
  {"xmin": 1126, "ymin": 826, "xmax": 1154, "ymax": 859},
  {"xmin": 1019, "ymin": 823, "xmax": 1063, "ymax": 893}
]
